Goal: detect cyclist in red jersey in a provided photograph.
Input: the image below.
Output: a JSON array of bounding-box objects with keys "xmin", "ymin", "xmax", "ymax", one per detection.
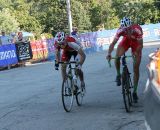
[
  {"xmin": 106, "ymin": 17, "xmax": 143, "ymax": 103},
  {"xmin": 54, "ymin": 32, "xmax": 86, "ymax": 89}
]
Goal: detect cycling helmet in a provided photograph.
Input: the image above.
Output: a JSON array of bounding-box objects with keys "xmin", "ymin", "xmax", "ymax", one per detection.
[
  {"xmin": 120, "ymin": 17, "xmax": 132, "ymax": 27},
  {"xmin": 55, "ymin": 32, "xmax": 65, "ymax": 44}
]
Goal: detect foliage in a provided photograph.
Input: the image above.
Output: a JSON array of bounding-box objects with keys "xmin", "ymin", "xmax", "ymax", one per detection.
[{"xmin": 0, "ymin": 8, "xmax": 19, "ymax": 34}]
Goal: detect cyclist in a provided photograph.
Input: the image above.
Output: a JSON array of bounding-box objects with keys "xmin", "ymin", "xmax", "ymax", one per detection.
[
  {"xmin": 54, "ymin": 31, "xmax": 86, "ymax": 89},
  {"xmin": 106, "ymin": 17, "xmax": 143, "ymax": 103}
]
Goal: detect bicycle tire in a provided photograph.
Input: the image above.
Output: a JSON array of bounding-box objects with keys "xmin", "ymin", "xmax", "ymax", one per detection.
[
  {"xmin": 76, "ymin": 77, "xmax": 84, "ymax": 106},
  {"xmin": 61, "ymin": 76, "xmax": 74, "ymax": 112},
  {"xmin": 128, "ymin": 76, "xmax": 133, "ymax": 105},
  {"xmin": 122, "ymin": 67, "xmax": 132, "ymax": 112}
]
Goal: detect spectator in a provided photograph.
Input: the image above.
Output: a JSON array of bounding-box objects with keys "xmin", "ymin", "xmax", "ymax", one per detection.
[
  {"xmin": 0, "ymin": 30, "xmax": 11, "ymax": 45},
  {"xmin": 16, "ymin": 31, "xmax": 29, "ymax": 42},
  {"xmin": 10, "ymin": 32, "xmax": 16, "ymax": 43},
  {"xmin": 0, "ymin": 30, "xmax": 12, "ymax": 69},
  {"xmin": 71, "ymin": 27, "xmax": 78, "ymax": 36},
  {"xmin": 15, "ymin": 31, "xmax": 26, "ymax": 67},
  {"xmin": 71, "ymin": 27, "xmax": 81, "ymax": 46},
  {"xmin": 17, "ymin": 31, "xmax": 23, "ymax": 42}
]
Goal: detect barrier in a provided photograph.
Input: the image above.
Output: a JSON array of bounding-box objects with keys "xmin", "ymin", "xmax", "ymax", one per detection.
[
  {"xmin": 15, "ymin": 41, "xmax": 33, "ymax": 61},
  {"xmin": 144, "ymin": 50, "xmax": 160, "ymax": 130},
  {"xmin": 0, "ymin": 23, "xmax": 160, "ymax": 67},
  {"xmin": 30, "ymin": 40, "xmax": 48, "ymax": 62},
  {"xmin": 0, "ymin": 44, "xmax": 18, "ymax": 67}
]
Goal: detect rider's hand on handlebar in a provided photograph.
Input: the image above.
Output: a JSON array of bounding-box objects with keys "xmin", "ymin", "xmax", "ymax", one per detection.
[
  {"xmin": 106, "ymin": 54, "xmax": 111, "ymax": 62},
  {"xmin": 106, "ymin": 54, "xmax": 112, "ymax": 67},
  {"xmin": 55, "ymin": 60, "xmax": 59, "ymax": 70}
]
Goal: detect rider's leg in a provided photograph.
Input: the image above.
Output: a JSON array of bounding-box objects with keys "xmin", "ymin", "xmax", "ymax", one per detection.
[
  {"xmin": 75, "ymin": 54, "xmax": 85, "ymax": 88},
  {"xmin": 131, "ymin": 42, "xmax": 143, "ymax": 102},
  {"xmin": 78, "ymin": 69, "xmax": 84, "ymax": 83},
  {"xmin": 133, "ymin": 51, "xmax": 142, "ymax": 93},
  {"xmin": 115, "ymin": 45, "xmax": 126, "ymax": 86},
  {"xmin": 61, "ymin": 51, "xmax": 70, "ymax": 80},
  {"xmin": 61, "ymin": 64, "xmax": 67, "ymax": 80}
]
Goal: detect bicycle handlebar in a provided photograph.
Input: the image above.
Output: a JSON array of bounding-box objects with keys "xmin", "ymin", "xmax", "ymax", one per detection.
[
  {"xmin": 58, "ymin": 61, "xmax": 77, "ymax": 64},
  {"xmin": 108, "ymin": 55, "xmax": 133, "ymax": 68}
]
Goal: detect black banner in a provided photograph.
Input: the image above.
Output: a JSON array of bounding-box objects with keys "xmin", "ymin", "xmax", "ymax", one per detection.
[{"xmin": 15, "ymin": 42, "xmax": 33, "ymax": 61}]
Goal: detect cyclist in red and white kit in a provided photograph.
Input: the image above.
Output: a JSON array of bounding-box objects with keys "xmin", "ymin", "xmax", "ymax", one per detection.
[
  {"xmin": 106, "ymin": 17, "xmax": 143, "ymax": 103},
  {"xmin": 54, "ymin": 32, "xmax": 86, "ymax": 89}
]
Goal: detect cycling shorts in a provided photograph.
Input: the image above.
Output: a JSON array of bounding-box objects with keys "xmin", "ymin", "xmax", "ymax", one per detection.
[
  {"xmin": 118, "ymin": 37, "xmax": 140, "ymax": 53},
  {"xmin": 61, "ymin": 51, "xmax": 78, "ymax": 62}
]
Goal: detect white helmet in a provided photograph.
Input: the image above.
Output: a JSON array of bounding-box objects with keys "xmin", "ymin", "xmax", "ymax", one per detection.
[
  {"xmin": 55, "ymin": 32, "xmax": 65, "ymax": 44},
  {"xmin": 120, "ymin": 17, "xmax": 132, "ymax": 27}
]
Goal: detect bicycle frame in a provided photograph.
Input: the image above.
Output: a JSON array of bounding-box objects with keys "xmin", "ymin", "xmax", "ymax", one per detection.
[
  {"xmin": 59, "ymin": 61, "xmax": 84, "ymax": 112},
  {"xmin": 108, "ymin": 54, "xmax": 133, "ymax": 112}
]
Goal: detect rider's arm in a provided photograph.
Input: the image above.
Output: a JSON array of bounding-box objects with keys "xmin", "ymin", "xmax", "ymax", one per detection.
[
  {"xmin": 137, "ymin": 38, "xmax": 143, "ymax": 51},
  {"xmin": 135, "ymin": 26, "xmax": 143, "ymax": 51},
  {"xmin": 54, "ymin": 41, "xmax": 61, "ymax": 62},
  {"xmin": 108, "ymin": 38, "xmax": 118, "ymax": 55},
  {"xmin": 77, "ymin": 48, "xmax": 86, "ymax": 65},
  {"xmin": 55, "ymin": 48, "xmax": 60, "ymax": 62},
  {"xmin": 107, "ymin": 28, "xmax": 123, "ymax": 56}
]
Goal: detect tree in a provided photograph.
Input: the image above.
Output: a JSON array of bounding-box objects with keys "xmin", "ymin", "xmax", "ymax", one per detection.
[
  {"xmin": 71, "ymin": 0, "xmax": 91, "ymax": 32},
  {"xmin": 0, "ymin": 8, "xmax": 19, "ymax": 34},
  {"xmin": 112, "ymin": 0, "xmax": 160, "ymax": 25},
  {"xmin": 89, "ymin": 0, "xmax": 119, "ymax": 31}
]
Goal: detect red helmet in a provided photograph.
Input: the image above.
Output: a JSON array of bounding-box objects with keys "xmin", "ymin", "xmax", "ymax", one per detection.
[{"xmin": 55, "ymin": 32, "xmax": 65, "ymax": 45}]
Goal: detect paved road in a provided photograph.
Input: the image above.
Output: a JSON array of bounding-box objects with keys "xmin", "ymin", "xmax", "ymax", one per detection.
[{"xmin": 0, "ymin": 45, "xmax": 158, "ymax": 130}]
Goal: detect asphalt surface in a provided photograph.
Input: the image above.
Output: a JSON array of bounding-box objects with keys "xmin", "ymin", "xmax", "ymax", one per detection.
[{"xmin": 0, "ymin": 45, "xmax": 159, "ymax": 130}]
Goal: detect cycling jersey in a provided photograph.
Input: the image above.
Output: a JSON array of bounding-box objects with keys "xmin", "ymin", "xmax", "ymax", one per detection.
[
  {"xmin": 115, "ymin": 24, "xmax": 143, "ymax": 41},
  {"xmin": 54, "ymin": 36, "xmax": 81, "ymax": 61},
  {"xmin": 115, "ymin": 24, "xmax": 143, "ymax": 53},
  {"xmin": 54, "ymin": 36, "xmax": 81, "ymax": 52}
]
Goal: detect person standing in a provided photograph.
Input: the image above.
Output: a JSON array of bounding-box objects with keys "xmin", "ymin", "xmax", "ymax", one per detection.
[{"xmin": 0, "ymin": 30, "xmax": 11, "ymax": 45}]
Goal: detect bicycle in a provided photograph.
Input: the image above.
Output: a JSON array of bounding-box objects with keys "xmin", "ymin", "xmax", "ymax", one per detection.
[
  {"xmin": 108, "ymin": 53, "xmax": 134, "ymax": 112},
  {"xmin": 58, "ymin": 61, "xmax": 85, "ymax": 112}
]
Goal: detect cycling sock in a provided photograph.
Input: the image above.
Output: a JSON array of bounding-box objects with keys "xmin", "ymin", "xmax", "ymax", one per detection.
[
  {"xmin": 117, "ymin": 69, "xmax": 121, "ymax": 76},
  {"xmin": 133, "ymin": 84, "xmax": 138, "ymax": 93}
]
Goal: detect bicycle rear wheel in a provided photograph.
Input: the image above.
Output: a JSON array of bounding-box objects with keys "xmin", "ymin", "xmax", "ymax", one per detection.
[
  {"xmin": 76, "ymin": 77, "xmax": 84, "ymax": 106},
  {"xmin": 61, "ymin": 76, "xmax": 74, "ymax": 112},
  {"xmin": 122, "ymin": 68, "xmax": 132, "ymax": 112}
]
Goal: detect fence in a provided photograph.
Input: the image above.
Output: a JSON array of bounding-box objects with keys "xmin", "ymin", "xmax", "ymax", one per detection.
[{"xmin": 0, "ymin": 23, "xmax": 160, "ymax": 67}]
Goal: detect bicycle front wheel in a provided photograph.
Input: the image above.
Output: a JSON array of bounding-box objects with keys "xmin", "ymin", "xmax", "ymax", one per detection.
[
  {"xmin": 61, "ymin": 76, "xmax": 74, "ymax": 112},
  {"xmin": 122, "ymin": 68, "xmax": 132, "ymax": 112},
  {"xmin": 76, "ymin": 77, "xmax": 84, "ymax": 106}
]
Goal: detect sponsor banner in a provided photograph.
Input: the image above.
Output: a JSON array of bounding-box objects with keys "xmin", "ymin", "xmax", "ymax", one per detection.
[
  {"xmin": 0, "ymin": 44, "xmax": 18, "ymax": 66},
  {"xmin": 46, "ymin": 38, "xmax": 55, "ymax": 60},
  {"xmin": 79, "ymin": 23, "xmax": 160, "ymax": 51},
  {"xmin": 30, "ymin": 40, "xmax": 48, "ymax": 61},
  {"xmin": 15, "ymin": 42, "xmax": 33, "ymax": 61},
  {"xmin": 142, "ymin": 23, "xmax": 160, "ymax": 42},
  {"xmin": 79, "ymin": 32, "xmax": 97, "ymax": 54}
]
